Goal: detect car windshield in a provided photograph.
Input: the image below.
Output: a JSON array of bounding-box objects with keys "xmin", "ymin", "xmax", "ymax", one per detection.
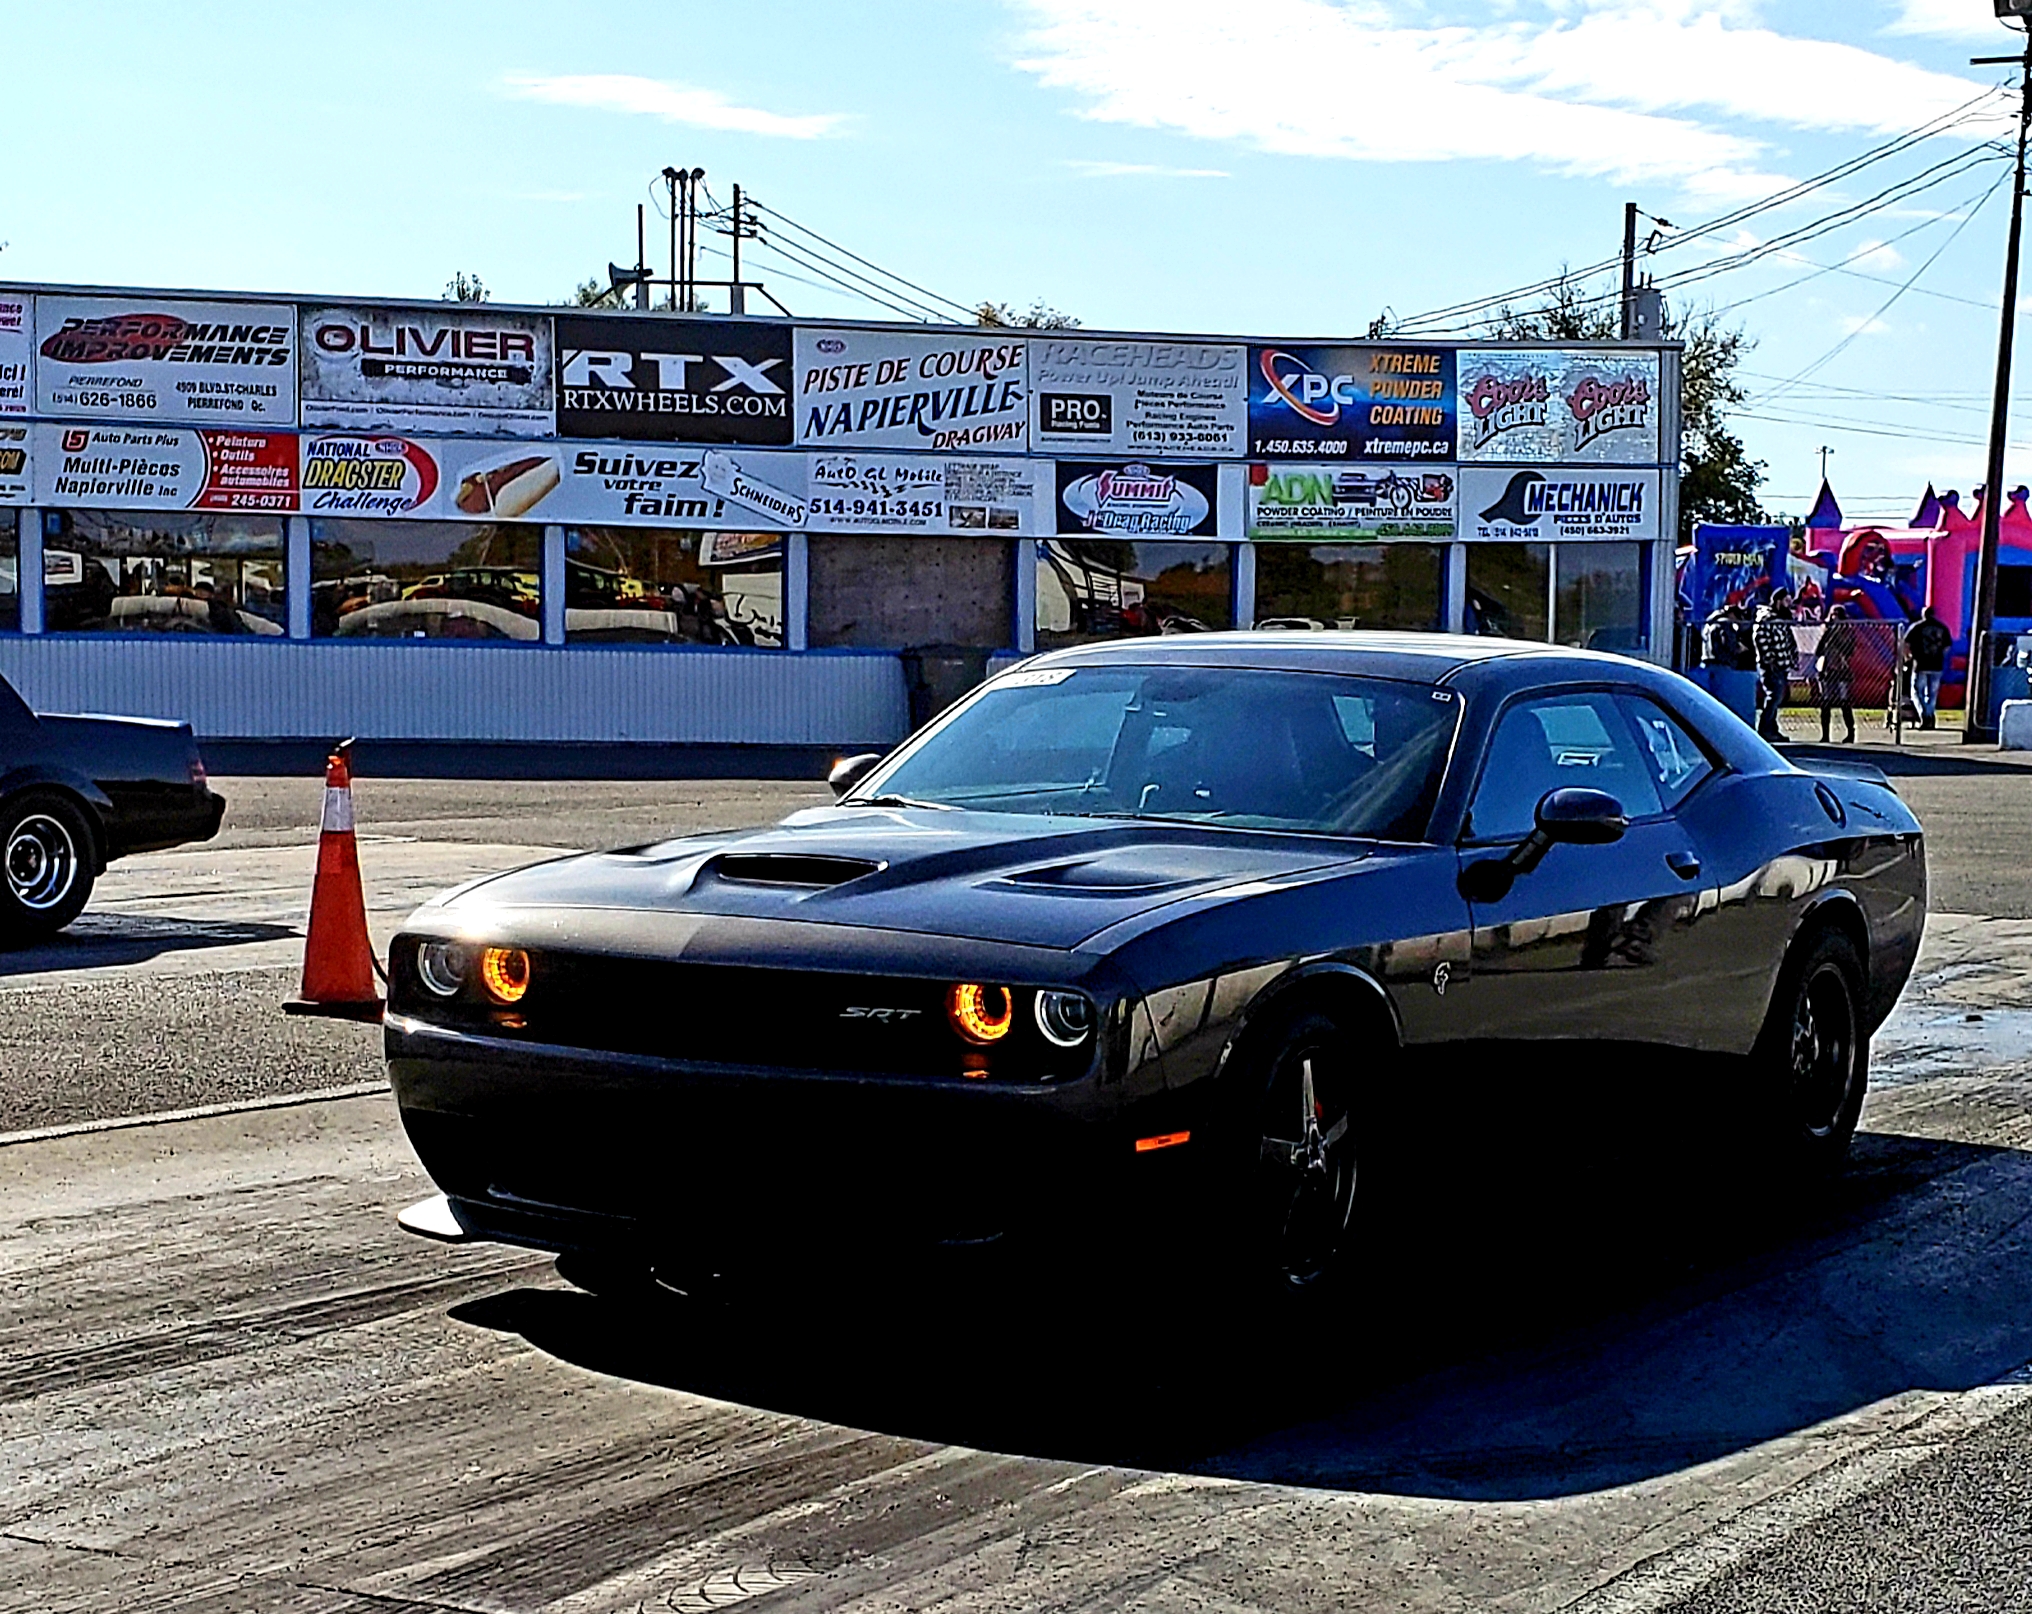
[{"xmin": 860, "ymin": 665, "xmax": 1460, "ymax": 839}]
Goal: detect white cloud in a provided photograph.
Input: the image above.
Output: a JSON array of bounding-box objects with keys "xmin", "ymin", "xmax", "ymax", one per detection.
[
  {"xmin": 1849, "ymin": 238, "xmax": 1908, "ymax": 271},
  {"xmin": 1063, "ymin": 159, "xmax": 1230, "ymax": 177},
  {"xmin": 1888, "ymin": 0, "xmax": 2018, "ymax": 40},
  {"xmin": 506, "ymin": 74, "xmax": 845, "ymax": 139},
  {"xmin": 1839, "ymin": 313, "xmax": 1893, "ymax": 335},
  {"xmin": 1012, "ymin": 1, "xmax": 2001, "ymax": 192}
]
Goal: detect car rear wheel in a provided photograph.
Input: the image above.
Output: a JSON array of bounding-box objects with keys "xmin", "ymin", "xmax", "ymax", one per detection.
[
  {"xmin": 0, "ymin": 794, "xmax": 96, "ymax": 946},
  {"xmin": 1238, "ymin": 1009, "xmax": 1364, "ymax": 1291},
  {"xmin": 1754, "ymin": 927, "xmax": 1868, "ymax": 1176}
]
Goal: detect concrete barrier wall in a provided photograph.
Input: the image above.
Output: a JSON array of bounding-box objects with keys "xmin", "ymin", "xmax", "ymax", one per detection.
[{"xmin": 0, "ymin": 637, "xmax": 911, "ymax": 747}]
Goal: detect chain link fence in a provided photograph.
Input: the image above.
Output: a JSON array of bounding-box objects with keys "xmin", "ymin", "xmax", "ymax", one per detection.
[{"xmin": 1769, "ymin": 619, "xmax": 1911, "ymax": 742}]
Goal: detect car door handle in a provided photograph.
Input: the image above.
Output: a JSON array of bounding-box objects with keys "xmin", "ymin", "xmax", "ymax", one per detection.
[{"xmin": 1666, "ymin": 850, "xmax": 1702, "ymax": 880}]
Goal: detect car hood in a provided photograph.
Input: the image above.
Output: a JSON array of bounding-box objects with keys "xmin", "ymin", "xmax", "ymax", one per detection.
[{"xmin": 421, "ymin": 805, "xmax": 1373, "ymax": 951}]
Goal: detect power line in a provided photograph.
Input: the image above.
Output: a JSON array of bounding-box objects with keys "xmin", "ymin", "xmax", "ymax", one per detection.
[{"xmin": 745, "ymin": 199, "xmax": 978, "ymax": 320}]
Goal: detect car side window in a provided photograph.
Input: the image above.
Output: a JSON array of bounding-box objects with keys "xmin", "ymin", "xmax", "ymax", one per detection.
[
  {"xmin": 1618, "ymin": 696, "xmax": 1714, "ymax": 810},
  {"xmin": 1466, "ymin": 692, "xmax": 1666, "ymax": 841}
]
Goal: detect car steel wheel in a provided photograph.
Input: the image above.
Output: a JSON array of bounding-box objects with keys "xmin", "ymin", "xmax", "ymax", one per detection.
[
  {"xmin": 1254, "ymin": 1030, "xmax": 1359, "ymax": 1287},
  {"xmin": 5, "ymin": 812, "xmax": 78, "ymax": 913},
  {"xmin": 1790, "ymin": 959, "xmax": 1859, "ymax": 1140}
]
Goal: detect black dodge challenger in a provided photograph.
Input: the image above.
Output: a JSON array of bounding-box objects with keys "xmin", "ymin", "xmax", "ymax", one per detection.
[
  {"xmin": 0, "ymin": 673, "xmax": 225, "ymax": 945},
  {"xmin": 388, "ymin": 635, "xmax": 1925, "ymax": 1291}
]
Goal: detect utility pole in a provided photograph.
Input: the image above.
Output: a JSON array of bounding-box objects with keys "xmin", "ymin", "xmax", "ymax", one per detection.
[
  {"xmin": 664, "ymin": 167, "xmax": 680, "ymax": 312},
  {"xmin": 1818, "ymin": 445, "xmax": 1834, "ymax": 483},
  {"xmin": 634, "ymin": 205, "xmax": 649, "ymax": 310},
  {"xmin": 1620, "ymin": 201, "xmax": 1639, "ymax": 340},
  {"xmin": 1966, "ymin": 23, "xmax": 2032, "ymax": 742},
  {"xmin": 728, "ymin": 183, "xmax": 749, "ymax": 314}
]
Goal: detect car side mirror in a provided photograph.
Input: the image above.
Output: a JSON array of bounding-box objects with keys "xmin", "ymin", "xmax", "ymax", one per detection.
[
  {"xmin": 828, "ymin": 753, "xmax": 883, "ymax": 798},
  {"xmin": 1459, "ymin": 787, "xmax": 1628, "ymax": 902}
]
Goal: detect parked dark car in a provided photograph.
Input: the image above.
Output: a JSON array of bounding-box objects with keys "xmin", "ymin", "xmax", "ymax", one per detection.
[
  {"xmin": 385, "ymin": 634, "xmax": 1925, "ymax": 1293},
  {"xmin": 0, "ymin": 674, "xmax": 226, "ymax": 944}
]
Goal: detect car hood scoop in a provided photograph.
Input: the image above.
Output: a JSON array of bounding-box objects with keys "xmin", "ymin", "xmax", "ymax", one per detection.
[{"xmin": 432, "ymin": 807, "xmax": 1370, "ymax": 950}]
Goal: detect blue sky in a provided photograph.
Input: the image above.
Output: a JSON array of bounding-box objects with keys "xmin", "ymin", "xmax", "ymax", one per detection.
[{"xmin": 0, "ymin": 0, "xmax": 2025, "ymax": 519}]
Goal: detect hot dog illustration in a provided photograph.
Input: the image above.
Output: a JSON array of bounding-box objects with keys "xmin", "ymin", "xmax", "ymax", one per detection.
[{"xmin": 454, "ymin": 452, "xmax": 560, "ymax": 518}]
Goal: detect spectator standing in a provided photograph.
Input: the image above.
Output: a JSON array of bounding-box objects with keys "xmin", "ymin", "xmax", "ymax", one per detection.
[
  {"xmin": 1753, "ymin": 593, "xmax": 1798, "ymax": 741},
  {"xmin": 1702, "ymin": 604, "xmax": 1741, "ymax": 669},
  {"xmin": 1905, "ymin": 606, "xmax": 1953, "ymax": 730},
  {"xmin": 1817, "ymin": 605, "xmax": 1856, "ymax": 744}
]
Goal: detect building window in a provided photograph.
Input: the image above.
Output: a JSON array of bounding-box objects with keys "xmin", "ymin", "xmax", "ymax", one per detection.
[
  {"xmin": 1036, "ymin": 540, "xmax": 1233, "ymax": 648},
  {"xmin": 310, "ymin": 519, "xmax": 542, "ymax": 640},
  {"xmin": 1252, "ymin": 542, "xmax": 1444, "ymax": 632},
  {"xmin": 1466, "ymin": 543, "xmax": 1551, "ymax": 640},
  {"xmin": 808, "ymin": 536, "xmax": 1014, "ymax": 651},
  {"xmin": 565, "ymin": 527, "xmax": 782, "ymax": 647},
  {"xmin": 42, "ymin": 510, "xmax": 286, "ymax": 636},
  {"xmin": 1555, "ymin": 541, "xmax": 1644, "ymax": 653},
  {"xmin": 0, "ymin": 516, "xmax": 16, "ymax": 633}
]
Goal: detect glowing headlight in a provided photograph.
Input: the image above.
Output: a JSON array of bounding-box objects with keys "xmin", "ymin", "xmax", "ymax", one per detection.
[
  {"xmin": 479, "ymin": 946, "xmax": 532, "ymax": 1005},
  {"xmin": 948, "ymin": 982, "xmax": 1013, "ymax": 1044},
  {"xmin": 416, "ymin": 940, "xmax": 469, "ymax": 998},
  {"xmin": 1033, "ymin": 989, "xmax": 1095, "ymax": 1047}
]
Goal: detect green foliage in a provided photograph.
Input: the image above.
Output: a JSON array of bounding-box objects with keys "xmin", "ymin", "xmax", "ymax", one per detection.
[
  {"xmin": 1491, "ymin": 272, "xmax": 1765, "ymax": 543},
  {"xmin": 977, "ymin": 299, "xmax": 1080, "ymax": 329}
]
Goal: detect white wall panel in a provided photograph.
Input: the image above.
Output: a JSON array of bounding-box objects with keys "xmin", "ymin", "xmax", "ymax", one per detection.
[{"xmin": 0, "ymin": 639, "xmax": 908, "ymax": 745}]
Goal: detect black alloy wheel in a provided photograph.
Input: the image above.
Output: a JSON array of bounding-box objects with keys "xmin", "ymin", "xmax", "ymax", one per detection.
[
  {"xmin": 0, "ymin": 793, "xmax": 96, "ymax": 945},
  {"xmin": 1248, "ymin": 1011, "xmax": 1362, "ymax": 1289},
  {"xmin": 1757, "ymin": 928, "xmax": 1868, "ymax": 1173}
]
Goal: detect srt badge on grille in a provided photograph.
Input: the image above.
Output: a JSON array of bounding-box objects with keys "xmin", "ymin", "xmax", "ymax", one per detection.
[{"xmin": 841, "ymin": 1006, "xmax": 922, "ymax": 1022}]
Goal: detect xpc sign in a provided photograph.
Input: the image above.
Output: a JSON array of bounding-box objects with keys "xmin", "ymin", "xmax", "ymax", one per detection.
[{"xmin": 554, "ymin": 315, "xmax": 792, "ymax": 445}]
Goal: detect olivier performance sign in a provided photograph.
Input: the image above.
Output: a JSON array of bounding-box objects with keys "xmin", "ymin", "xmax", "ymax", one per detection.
[
  {"xmin": 35, "ymin": 296, "xmax": 297, "ymax": 425},
  {"xmin": 555, "ymin": 316, "xmax": 792, "ymax": 445},
  {"xmin": 300, "ymin": 306, "xmax": 555, "ymax": 436}
]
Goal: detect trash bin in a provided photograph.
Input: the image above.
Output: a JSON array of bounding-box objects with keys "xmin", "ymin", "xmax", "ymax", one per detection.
[{"xmin": 899, "ymin": 644, "xmax": 992, "ymax": 729}]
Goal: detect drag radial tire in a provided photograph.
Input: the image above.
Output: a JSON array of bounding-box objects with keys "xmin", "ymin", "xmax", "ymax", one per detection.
[
  {"xmin": 1752, "ymin": 927, "xmax": 1869, "ymax": 1178},
  {"xmin": 0, "ymin": 792, "xmax": 96, "ymax": 946},
  {"xmin": 1221, "ymin": 1008, "xmax": 1369, "ymax": 1296}
]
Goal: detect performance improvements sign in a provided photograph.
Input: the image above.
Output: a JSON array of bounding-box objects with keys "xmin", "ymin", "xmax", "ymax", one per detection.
[{"xmin": 35, "ymin": 296, "xmax": 297, "ymax": 425}]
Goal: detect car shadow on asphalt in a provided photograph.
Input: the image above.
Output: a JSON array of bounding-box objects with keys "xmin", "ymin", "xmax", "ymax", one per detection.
[
  {"xmin": 448, "ymin": 1097, "xmax": 2032, "ymax": 1503},
  {"xmin": 0, "ymin": 915, "xmax": 297, "ymax": 975}
]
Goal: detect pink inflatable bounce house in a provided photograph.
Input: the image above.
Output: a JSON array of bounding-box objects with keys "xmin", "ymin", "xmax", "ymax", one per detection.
[{"xmin": 1788, "ymin": 477, "xmax": 2032, "ymax": 702}]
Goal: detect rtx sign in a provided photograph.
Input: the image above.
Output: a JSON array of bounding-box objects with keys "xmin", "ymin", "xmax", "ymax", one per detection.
[{"xmin": 554, "ymin": 315, "xmax": 792, "ymax": 444}]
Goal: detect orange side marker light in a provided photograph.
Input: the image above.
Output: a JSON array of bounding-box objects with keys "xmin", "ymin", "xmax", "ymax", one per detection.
[{"xmin": 1135, "ymin": 1131, "xmax": 1191, "ymax": 1153}]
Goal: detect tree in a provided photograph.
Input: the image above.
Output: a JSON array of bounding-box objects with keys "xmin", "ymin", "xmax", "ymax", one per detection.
[
  {"xmin": 443, "ymin": 272, "xmax": 489, "ymax": 304},
  {"xmin": 1490, "ymin": 272, "xmax": 1765, "ymax": 543},
  {"xmin": 976, "ymin": 299, "xmax": 1079, "ymax": 330}
]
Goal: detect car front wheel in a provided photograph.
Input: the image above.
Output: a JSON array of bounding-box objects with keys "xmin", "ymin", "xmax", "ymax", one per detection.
[
  {"xmin": 1239, "ymin": 1009, "xmax": 1364, "ymax": 1291},
  {"xmin": 0, "ymin": 793, "xmax": 96, "ymax": 946}
]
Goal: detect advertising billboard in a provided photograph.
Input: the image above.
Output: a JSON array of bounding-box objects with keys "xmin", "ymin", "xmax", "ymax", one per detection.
[
  {"xmin": 1247, "ymin": 344, "xmax": 1454, "ymax": 462},
  {"xmin": 432, "ymin": 439, "xmax": 811, "ymax": 528},
  {"xmin": 35, "ymin": 296, "xmax": 297, "ymax": 425},
  {"xmin": 794, "ymin": 328, "xmax": 1028, "ymax": 453},
  {"xmin": 554, "ymin": 315, "xmax": 792, "ymax": 445},
  {"xmin": 1246, "ymin": 464, "xmax": 1457, "ymax": 540},
  {"xmin": 300, "ymin": 306, "xmax": 555, "ymax": 437},
  {"xmin": 1461, "ymin": 467, "xmax": 1662, "ymax": 542},
  {"xmin": 1030, "ymin": 338, "xmax": 1247, "ymax": 458},
  {"xmin": 299, "ymin": 432, "xmax": 443, "ymax": 517},
  {"xmin": 0, "ymin": 295, "xmax": 28, "ymax": 417},
  {"xmin": 33, "ymin": 423, "xmax": 299, "ymax": 511},
  {"xmin": 1055, "ymin": 461, "xmax": 1220, "ymax": 536},
  {"xmin": 0, "ymin": 423, "xmax": 29, "ymax": 504},
  {"xmin": 1458, "ymin": 350, "xmax": 1661, "ymax": 464},
  {"xmin": 808, "ymin": 453, "xmax": 1040, "ymax": 533}
]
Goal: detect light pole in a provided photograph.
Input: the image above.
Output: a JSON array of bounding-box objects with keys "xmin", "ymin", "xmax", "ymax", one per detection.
[{"xmin": 1965, "ymin": 7, "xmax": 2032, "ymax": 741}]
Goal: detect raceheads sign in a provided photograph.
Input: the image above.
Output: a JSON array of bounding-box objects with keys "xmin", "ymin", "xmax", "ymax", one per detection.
[
  {"xmin": 555, "ymin": 315, "xmax": 792, "ymax": 445},
  {"xmin": 1031, "ymin": 339, "xmax": 1246, "ymax": 457}
]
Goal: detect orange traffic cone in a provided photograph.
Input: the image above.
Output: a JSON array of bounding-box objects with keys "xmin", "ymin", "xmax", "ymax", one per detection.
[{"xmin": 283, "ymin": 740, "xmax": 384, "ymax": 1021}]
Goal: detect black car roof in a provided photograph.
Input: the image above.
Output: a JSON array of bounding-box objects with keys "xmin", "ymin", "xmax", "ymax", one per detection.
[{"xmin": 1022, "ymin": 630, "xmax": 1644, "ymax": 686}]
